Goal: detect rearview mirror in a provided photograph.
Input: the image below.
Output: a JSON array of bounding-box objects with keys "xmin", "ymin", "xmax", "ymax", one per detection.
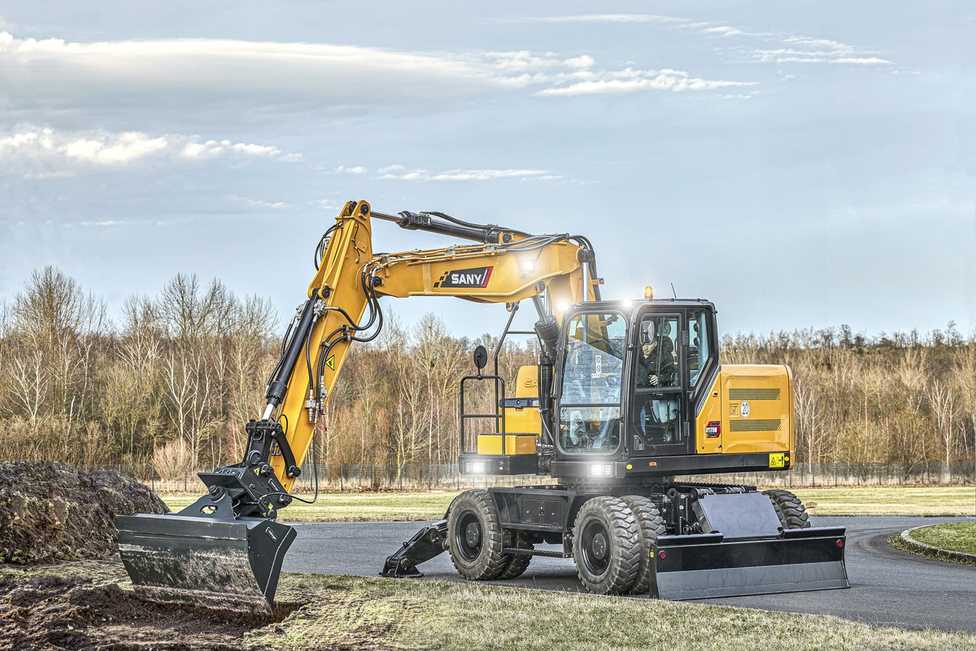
[{"xmin": 473, "ymin": 345, "xmax": 488, "ymax": 371}]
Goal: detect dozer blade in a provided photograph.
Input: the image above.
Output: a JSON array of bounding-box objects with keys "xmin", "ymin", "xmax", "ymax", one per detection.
[
  {"xmin": 116, "ymin": 507, "xmax": 296, "ymax": 613},
  {"xmin": 652, "ymin": 526, "xmax": 849, "ymax": 600}
]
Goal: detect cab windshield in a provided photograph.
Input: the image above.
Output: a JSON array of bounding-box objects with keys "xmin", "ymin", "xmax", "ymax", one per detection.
[{"xmin": 559, "ymin": 312, "xmax": 626, "ymax": 454}]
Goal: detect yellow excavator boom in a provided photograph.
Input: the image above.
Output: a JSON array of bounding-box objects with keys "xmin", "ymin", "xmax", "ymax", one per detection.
[{"xmin": 271, "ymin": 200, "xmax": 595, "ymax": 490}]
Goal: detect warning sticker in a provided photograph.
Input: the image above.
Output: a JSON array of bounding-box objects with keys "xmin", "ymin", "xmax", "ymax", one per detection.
[
  {"xmin": 768, "ymin": 452, "xmax": 787, "ymax": 469},
  {"xmin": 325, "ymin": 355, "xmax": 336, "ymax": 371}
]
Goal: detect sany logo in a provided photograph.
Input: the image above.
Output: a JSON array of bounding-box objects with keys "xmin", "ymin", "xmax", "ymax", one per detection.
[
  {"xmin": 436, "ymin": 266, "xmax": 493, "ymax": 289},
  {"xmin": 449, "ymin": 271, "xmax": 488, "ymax": 286}
]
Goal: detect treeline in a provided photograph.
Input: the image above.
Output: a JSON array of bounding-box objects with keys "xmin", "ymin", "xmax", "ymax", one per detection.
[{"xmin": 0, "ymin": 267, "xmax": 973, "ymax": 482}]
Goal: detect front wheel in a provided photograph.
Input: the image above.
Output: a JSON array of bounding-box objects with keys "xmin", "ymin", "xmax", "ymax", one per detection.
[
  {"xmin": 620, "ymin": 495, "xmax": 667, "ymax": 595},
  {"xmin": 447, "ymin": 490, "xmax": 510, "ymax": 580},
  {"xmin": 572, "ymin": 496, "xmax": 641, "ymax": 595}
]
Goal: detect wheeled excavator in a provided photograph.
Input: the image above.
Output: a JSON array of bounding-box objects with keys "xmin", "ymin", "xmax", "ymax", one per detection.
[{"xmin": 116, "ymin": 200, "xmax": 849, "ymax": 611}]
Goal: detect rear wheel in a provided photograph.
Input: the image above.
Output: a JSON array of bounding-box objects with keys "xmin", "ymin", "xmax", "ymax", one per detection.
[
  {"xmin": 497, "ymin": 545, "xmax": 533, "ymax": 580},
  {"xmin": 620, "ymin": 495, "xmax": 667, "ymax": 595},
  {"xmin": 572, "ymin": 496, "xmax": 641, "ymax": 595},
  {"xmin": 448, "ymin": 490, "xmax": 510, "ymax": 580},
  {"xmin": 763, "ymin": 489, "xmax": 811, "ymax": 529}
]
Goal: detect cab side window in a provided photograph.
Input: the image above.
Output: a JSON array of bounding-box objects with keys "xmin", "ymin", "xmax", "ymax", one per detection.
[
  {"xmin": 636, "ymin": 316, "xmax": 679, "ymax": 389},
  {"xmin": 631, "ymin": 314, "xmax": 682, "ymax": 453},
  {"xmin": 688, "ymin": 310, "xmax": 710, "ymax": 387}
]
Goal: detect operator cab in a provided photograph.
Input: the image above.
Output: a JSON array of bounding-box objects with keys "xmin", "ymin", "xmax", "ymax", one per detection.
[
  {"xmin": 459, "ymin": 299, "xmax": 724, "ymax": 480},
  {"xmin": 554, "ymin": 300, "xmax": 718, "ymax": 465}
]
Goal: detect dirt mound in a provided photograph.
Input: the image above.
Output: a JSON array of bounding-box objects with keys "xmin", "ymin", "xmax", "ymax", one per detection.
[
  {"xmin": 0, "ymin": 562, "xmax": 298, "ymax": 650},
  {"xmin": 0, "ymin": 461, "xmax": 168, "ymax": 565}
]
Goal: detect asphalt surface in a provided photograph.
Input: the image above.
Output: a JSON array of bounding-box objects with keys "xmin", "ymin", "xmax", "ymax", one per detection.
[{"xmin": 283, "ymin": 516, "xmax": 976, "ymax": 633}]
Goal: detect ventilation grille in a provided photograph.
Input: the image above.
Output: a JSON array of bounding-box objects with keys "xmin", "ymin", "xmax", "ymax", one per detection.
[
  {"xmin": 729, "ymin": 388, "xmax": 781, "ymax": 401},
  {"xmin": 730, "ymin": 419, "xmax": 781, "ymax": 432}
]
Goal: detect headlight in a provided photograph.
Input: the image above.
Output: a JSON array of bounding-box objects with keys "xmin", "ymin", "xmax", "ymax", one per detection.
[
  {"xmin": 466, "ymin": 461, "xmax": 486, "ymax": 474},
  {"xmin": 587, "ymin": 463, "xmax": 614, "ymax": 478}
]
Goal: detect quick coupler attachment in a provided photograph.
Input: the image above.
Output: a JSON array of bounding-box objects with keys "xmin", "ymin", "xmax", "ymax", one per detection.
[
  {"xmin": 381, "ymin": 519, "xmax": 448, "ymax": 578},
  {"xmin": 116, "ymin": 494, "xmax": 296, "ymax": 613},
  {"xmin": 651, "ymin": 526, "xmax": 850, "ymax": 600}
]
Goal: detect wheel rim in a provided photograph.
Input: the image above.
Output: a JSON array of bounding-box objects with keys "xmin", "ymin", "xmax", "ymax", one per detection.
[
  {"xmin": 455, "ymin": 511, "xmax": 483, "ymax": 561},
  {"xmin": 580, "ymin": 519, "xmax": 611, "ymax": 577}
]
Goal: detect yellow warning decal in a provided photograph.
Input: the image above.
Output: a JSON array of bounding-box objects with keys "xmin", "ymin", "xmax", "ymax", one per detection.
[
  {"xmin": 768, "ymin": 452, "xmax": 787, "ymax": 469},
  {"xmin": 325, "ymin": 355, "xmax": 336, "ymax": 371}
]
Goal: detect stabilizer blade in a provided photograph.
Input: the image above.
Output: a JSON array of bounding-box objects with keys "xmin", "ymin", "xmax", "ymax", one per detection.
[{"xmin": 653, "ymin": 527, "xmax": 849, "ymax": 600}]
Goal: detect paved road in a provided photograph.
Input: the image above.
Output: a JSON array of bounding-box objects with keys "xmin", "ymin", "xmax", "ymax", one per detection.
[{"xmin": 283, "ymin": 516, "xmax": 976, "ymax": 632}]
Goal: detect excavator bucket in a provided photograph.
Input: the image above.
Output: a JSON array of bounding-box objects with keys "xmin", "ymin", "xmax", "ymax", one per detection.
[
  {"xmin": 651, "ymin": 493, "xmax": 849, "ymax": 600},
  {"xmin": 116, "ymin": 496, "xmax": 296, "ymax": 613}
]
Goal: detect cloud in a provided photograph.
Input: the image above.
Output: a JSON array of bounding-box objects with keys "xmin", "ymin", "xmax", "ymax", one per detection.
[
  {"xmin": 521, "ymin": 14, "xmax": 893, "ymax": 68},
  {"xmin": 521, "ymin": 14, "xmax": 686, "ymax": 25},
  {"xmin": 0, "ymin": 127, "xmax": 297, "ymax": 175},
  {"xmin": 228, "ymin": 195, "xmax": 291, "ymax": 210},
  {"xmin": 0, "ymin": 129, "xmax": 167, "ymax": 166},
  {"xmin": 474, "ymin": 52, "xmax": 755, "ymax": 97},
  {"xmin": 378, "ymin": 167, "xmax": 557, "ymax": 182},
  {"xmin": 538, "ymin": 69, "xmax": 758, "ymax": 96},
  {"xmin": 334, "ymin": 164, "xmax": 368, "ymax": 175},
  {"xmin": 752, "ymin": 48, "xmax": 891, "ymax": 65},
  {"xmin": 0, "ymin": 30, "xmax": 514, "ymax": 123},
  {"xmin": 781, "ymin": 36, "xmax": 851, "ymax": 51},
  {"xmin": 0, "ymin": 29, "xmax": 753, "ymax": 127},
  {"xmin": 181, "ymin": 140, "xmax": 280, "ymax": 159},
  {"xmin": 482, "ymin": 50, "xmax": 595, "ymax": 72},
  {"xmin": 702, "ymin": 26, "xmax": 743, "ymax": 37}
]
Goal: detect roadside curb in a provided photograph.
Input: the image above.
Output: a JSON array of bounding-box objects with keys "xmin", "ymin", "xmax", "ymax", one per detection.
[{"xmin": 900, "ymin": 526, "xmax": 976, "ymax": 564}]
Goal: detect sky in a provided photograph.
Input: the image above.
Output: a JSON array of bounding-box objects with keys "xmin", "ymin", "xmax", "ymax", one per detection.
[{"xmin": 1, "ymin": 1, "xmax": 973, "ymax": 339}]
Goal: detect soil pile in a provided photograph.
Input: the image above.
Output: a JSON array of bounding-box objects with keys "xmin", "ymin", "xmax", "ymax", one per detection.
[
  {"xmin": 0, "ymin": 461, "xmax": 168, "ymax": 564},
  {"xmin": 0, "ymin": 562, "xmax": 297, "ymax": 650}
]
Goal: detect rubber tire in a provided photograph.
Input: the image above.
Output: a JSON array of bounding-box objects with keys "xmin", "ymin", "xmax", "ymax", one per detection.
[
  {"xmin": 620, "ymin": 495, "xmax": 667, "ymax": 595},
  {"xmin": 448, "ymin": 490, "xmax": 510, "ymax": 580},
  {"xmin": 497, "ymin": 545, "xmax": 533, "ymax": 580},
  {"xmin": 763, "ymin": 489, "xmax": 811, "ymax": 529},
  {"xmin": 572, "ymin": 496, "xmax": 642, "ymax": 595}
]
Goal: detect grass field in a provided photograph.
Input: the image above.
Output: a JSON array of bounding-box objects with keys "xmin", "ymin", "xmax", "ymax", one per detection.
[
  {"xmin": 255, "ymin": 573, "xmax": 976, "ymax": 650},
  {"xmin": 910, "ymin": 521, "xmax": 976, "ymax": 555},
  {"xmin": 790, "ymin": 486, "xmax": 976, "ymax": 516},
  {"xmin": 162, "ymin": 485, "xmax": 976, "ymax": 521},
  {"xmin": 6, "ymin": 561, "xmax": 975, "ymax": 650},
  {"xmin": 163, "ymin": 490, "xmax": 458, "ymax": 521}
]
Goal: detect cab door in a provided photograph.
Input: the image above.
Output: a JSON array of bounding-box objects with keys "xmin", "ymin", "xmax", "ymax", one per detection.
[{"xmin": 628, "ymin": 310, "xmax": 688, "ymax": 456}]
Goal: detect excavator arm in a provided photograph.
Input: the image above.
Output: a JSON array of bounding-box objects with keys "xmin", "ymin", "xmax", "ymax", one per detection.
[
  {"xmin": 116, "ymin": 199, "xmax": 599, "ymax": 611},
  {"xmin": 269, "ymin": 201, "xmax": 598, "ymax": 491}
]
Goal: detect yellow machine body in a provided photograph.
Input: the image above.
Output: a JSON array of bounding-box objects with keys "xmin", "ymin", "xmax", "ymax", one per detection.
[{"xmin": 695, "ymin": 365, "xmax": 794, "ymax": 466}]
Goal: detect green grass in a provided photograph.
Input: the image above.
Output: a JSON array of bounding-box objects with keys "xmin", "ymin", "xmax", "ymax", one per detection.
[
  {"xmin": 253, "ymin": 573, "xmax": 976, "ymax": 650},
  {"xmin": 7, "ymin": 561, "xmax": 976, "ymax": 650},
  {"xmin": 790, "ymin": 486, "xmax": 976, "ymax": 516},
  {"xmin": 910, "ymin": 521, "xmax": 976, "ymax": 556},
  {"xmin": 163, "ymin": 490, "xmax": 457, "ymax": 522},
  {"xmin": 162, "ymin": 485, "xmax": 975, "ymax": 521}
]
